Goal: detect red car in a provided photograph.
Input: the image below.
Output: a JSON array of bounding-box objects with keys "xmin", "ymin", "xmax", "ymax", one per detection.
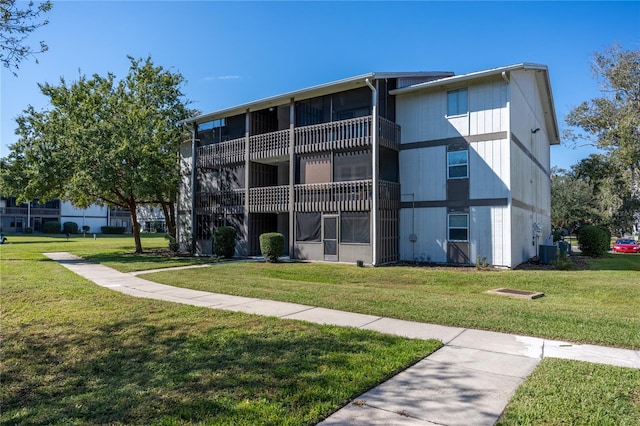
[{"xmin": 612, "ymin": 239, "xmax": 640, "ymax": 253}]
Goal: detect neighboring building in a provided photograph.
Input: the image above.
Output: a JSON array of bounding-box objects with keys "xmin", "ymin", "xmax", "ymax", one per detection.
[
  {"xmin": 0, "ymin": 197, "xmax": 165, "ymax": 234},
  {"xmin": 178, "ymin": 64, "xmax": 559, "ymax": 267}
]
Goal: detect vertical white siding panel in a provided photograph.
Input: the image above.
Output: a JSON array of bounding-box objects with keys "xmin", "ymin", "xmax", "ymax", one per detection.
[{"xmin": 399, "ymin": 207, "xmax": 447, "ymax": 263}]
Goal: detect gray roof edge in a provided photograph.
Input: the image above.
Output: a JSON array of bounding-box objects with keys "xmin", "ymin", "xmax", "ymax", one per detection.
[
  {"xmin": 389, "ymin": 63, "xmax": 548, "ymax": 95},
  {"xmin": 179, "ymin": 71, "xmax": 454, "ymax": 125}
]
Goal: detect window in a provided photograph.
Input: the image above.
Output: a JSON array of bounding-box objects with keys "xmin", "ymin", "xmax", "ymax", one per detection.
[
  {"xmin": 334, "ymin": 150, "xmax": 371, "ymax": 182},
  {"xmin": 296, "ymin": 213, "xmax": 321, "ymax": 242},
  {"xmin": 447, "ymin": 88, "xmax": 468, "ymax": 116},
  {"xmin": 340, "ymin": 212, "xmax": 370, "ymax": 244},
  {"xmin": 447, "ymin": 150, "xmax": 468, "ymax": 179},
  {"xmin": 448, "ymin": 214, "xmax": 469, "ymax": 242}
]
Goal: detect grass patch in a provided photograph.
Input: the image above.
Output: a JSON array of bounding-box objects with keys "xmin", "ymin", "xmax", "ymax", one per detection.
[
  {"xmin": 497, "ymin": 358, "xmax": 640, "ymax": 425},
  {"xmin": 141, "ymin": 260, "xmax": 640, "ymax": 349},
  {"xmin": 0, "ymin": 234, "xmax": 214, "ymax": 272},
  {"xmin": 1, "ymin": 236, "xmax": 440, "ymax": 424}
]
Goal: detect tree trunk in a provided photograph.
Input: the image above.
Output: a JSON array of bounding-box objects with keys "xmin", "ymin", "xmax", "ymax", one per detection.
[
  {"xmin": 128, "ymin": 200, "xmax": 143, "ymax": 254},
  {"xmin": 160, "ymin": 200, "xmax": 176, "ymax": 238}
]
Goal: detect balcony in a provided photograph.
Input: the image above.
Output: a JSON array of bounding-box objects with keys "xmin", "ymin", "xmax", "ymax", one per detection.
[
  {"xmin": 195, "ymin": 115, "xmax": 401, "ymax": 168},
  {"xmin": 196, "ymin": 137, "xmax": 246, "ymax": 169},
  {"xmin": 295, "ymin": 116, "xmax": 372, "ymax": 154},
  {"xmin": 249, "ymin": 129, "xmax": 290, "ymax": 161},
  {"xmin": 2, "ymin": 207, "xmax": 59, "ymax": 216},
  {"xmin": 249, "ymin": 186, "xmax": 289, "ymax": 213},
  {"xmin": 195, "ymin": 190, "xmax": 245, "ymax": 214},
  {"xmin": 294, "ymin": 180, "xmax": 371, "ymax": 212}
]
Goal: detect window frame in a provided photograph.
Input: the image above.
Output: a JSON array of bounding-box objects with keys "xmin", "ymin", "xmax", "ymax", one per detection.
[
  {"xmin": 447, "ymin": 88, "xmax": 468, "ymax": 117},
  {"xmin": 447, "ymin": 150, "xmax": 469, "ymax": 180},
  {"xmin": 448, "ymin": 213, "xmax": 469, "ymax": 242},
  {"xmin": 340, "ymin": 212, "xmax": 371, "ymax": 244}
]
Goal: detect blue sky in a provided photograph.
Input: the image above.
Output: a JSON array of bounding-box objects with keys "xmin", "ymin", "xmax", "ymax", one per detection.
[{"xmin": 1, "ymin": 1, "xmax": 639, "ymax": 170}]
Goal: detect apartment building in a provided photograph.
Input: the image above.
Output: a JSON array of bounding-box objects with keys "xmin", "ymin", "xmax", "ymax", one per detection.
[
  {"xmin": 178, "ymin": 63, "xmax": 559, "ymax": 267},
  {"xmin": 0, "ymin": 197, "xmax": 165, "ymax": 234}
]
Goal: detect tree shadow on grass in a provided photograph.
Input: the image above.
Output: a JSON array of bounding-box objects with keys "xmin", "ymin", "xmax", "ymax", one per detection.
[{"xmin": 1, "ymin": 312, "xmax": 439, "ymax": 425}]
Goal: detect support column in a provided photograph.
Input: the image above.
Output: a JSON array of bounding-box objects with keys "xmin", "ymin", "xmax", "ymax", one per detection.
[
  {"xmin": 367, "ymin": 78, "xmax": 379, "ymax": 265},
  {"xmin": 289, "ymin": 98, "xmax": 296, "ymax": 258},
  {"xmin": 244, "ymin": 110, "xmax": 251, "ymax": 255}
]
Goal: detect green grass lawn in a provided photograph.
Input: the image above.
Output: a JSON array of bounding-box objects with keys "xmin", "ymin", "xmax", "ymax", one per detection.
[
  {"xmin": 0, "ymin": 235, "xmax": 439, "ymax": 425},
  {"xmin": 140, "ymin": 256, "xmax": 640, "ymax": 349},
  {"xmin": 2, "ymin": 234, "xmax": 639, "ymax": 424},
  {"xmin": 498, "ymin": 358, "xmax": 640, "ymax": 425}
]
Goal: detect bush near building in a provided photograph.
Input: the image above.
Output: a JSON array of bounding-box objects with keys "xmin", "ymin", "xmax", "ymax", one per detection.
[
  {"xmin": 101, "ymin": 226, "xmax": 126, "ymax": 234},
  {"xmin": 42, "ymin": 221, "xmax": 60, "ymax": 234},
  {"xmin": 213, "ymin": 226, "xmax": 236, "ymax": 258},
  {"xmin": 63, "ymin": 222, "xmax": 79, "ymax": 234},
  {"xmin": 577, "ymin": 225, "xmax": 611, "ymax": 257},
  {"xmin": 260, "ymin": 233, "xmax": 284, "ymax": 262}
]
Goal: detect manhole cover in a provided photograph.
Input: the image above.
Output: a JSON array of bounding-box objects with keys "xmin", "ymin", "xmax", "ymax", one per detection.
[{"xmin": 487, "ymin": 288, "xmax": 544, "ymax": 300}]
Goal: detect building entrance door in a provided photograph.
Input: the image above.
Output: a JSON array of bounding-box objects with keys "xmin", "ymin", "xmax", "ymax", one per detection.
[
  {"xmin": 33, "ymin": 217, "xmax": 42, "ymax": 232},
  {"xmin": 323, "ymin": 216, "xmax": 338, "ymax": 261}
]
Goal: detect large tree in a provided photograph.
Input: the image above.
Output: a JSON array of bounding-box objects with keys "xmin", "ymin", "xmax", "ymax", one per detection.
[
  {"xmin": 0, "ymin": 0, "xmax": 53, "ymax": 75},
  {"xmin": 551, "ymin": 167, "xmax": 600, "ymax": 232},
  {"xmin": 3, "ymin": 56, "xmax": 190, "ymax": 253},
  {"xmin": 564, "ymin": 43, "xmax": 640, "ymax": 233}
]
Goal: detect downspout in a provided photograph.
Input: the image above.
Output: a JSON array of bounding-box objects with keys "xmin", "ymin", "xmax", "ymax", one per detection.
[{"xmin": 365, "ymin": 78, "xmax": 378, "ymax": 266}]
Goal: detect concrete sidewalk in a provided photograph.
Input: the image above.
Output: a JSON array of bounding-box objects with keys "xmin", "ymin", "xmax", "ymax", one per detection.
[{"xmin": 44, "ymin": 252, "xmax": 640, "ymax": 426}]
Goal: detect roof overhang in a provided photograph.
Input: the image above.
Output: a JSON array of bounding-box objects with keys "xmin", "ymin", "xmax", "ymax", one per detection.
[
  {"xmin": 390, "ymin": 63, "xmax": 560, "ymax": 145},
  {"xmin": 180, "ymin": 71, "xmax": 453, "ymax": 126}
]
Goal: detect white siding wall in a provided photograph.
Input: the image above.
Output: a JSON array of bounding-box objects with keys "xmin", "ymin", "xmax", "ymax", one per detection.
[
  {"xmin": 60, "ymin": 202, "xmax": 109, "ymax": 233},
  {"xmin": 399, "ymin": 146, "xmax": 446, "ymax": 201},
  {"xmin": 399, "ymin": 207, "xmax": 447, "ymax": 263},
  {"xmin": 397, "ymin": 77, "xmax": 512, "ymax": 266},
  {"xmin": 468, "ymin": 79, "xmax": 509, "ymax": 135},
  {"xmin": 469, "ymin": 139, "xmax": 510, "ymax": 199},
  {"xmin": 469, "ymin": 206, "xmax": 511, "ymax": 267},
  {"xmin": 509, "ymin": 69, "xmax": 553, "ymax": 265},
  {"xmin": 509, "ymin": 70, "xmax": 552, "ymax": 201}
]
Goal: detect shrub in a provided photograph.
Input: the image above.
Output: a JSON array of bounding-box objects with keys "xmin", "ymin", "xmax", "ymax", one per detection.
[
  {"xmin": 213, "ymin": 226, "xmax": 236, "ymax": 258},
  {"xmin": 165, "ymin": 233, "xmax": 180, "ymax": 252},
  {"xmin": 42, "ymin": 221, "xmax": 61, "ymax": 234},
  {"xmin": 82, "ymin": 225, "xmax": 90, "ymax": 233},
  {"xmin": 576, "ymin": 225, "xmax": 610, "ymax": 257},
  {"xmin": 23, "ymin": 227, "xmax": 33, "ymax": 234},
  {"xmin": 63, "ymin": 222, "xmax": 79, "ymax": 234},
  {"xmin": 260, "ymin": 232, "xmax": 284, "ymax": 263},
  {"xmin": 101, "ymin": 226, "xmax": 126, "ymax": 234}
]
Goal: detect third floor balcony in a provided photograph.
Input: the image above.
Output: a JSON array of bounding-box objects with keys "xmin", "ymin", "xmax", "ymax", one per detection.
[{"xmin": 196, "ymin": 115, "xmax": 400, "ymax": 169}]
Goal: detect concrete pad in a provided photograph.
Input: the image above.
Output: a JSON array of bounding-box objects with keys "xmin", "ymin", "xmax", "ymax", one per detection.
[
  {"xmin": 449, "ymin": 329, "xmax": 544, "ymax": 359},
  {"xmin": 282, "ymin": 307, "xmax": 380, "ymax": 328},
  {"xmin": 428, "ymin": 346, "xmax": 540, "ymax": 378},
  {"xmin": 320, "ymin": 401, "xmax": 440, "ymax": 425},
  {"xmin": 362, "ymin": 318, "xmax": 464, "ymax": 343},
  {"xmin": 356, "ymin": 358, "xmax": 524, "ymax": 426},
  {"xmin": 222, "ymin": 300, "xmax": 315, "ymax": 317},
  {"xmin": 544, "ymin": 340, "xmax": 640, "ymax": 369}
]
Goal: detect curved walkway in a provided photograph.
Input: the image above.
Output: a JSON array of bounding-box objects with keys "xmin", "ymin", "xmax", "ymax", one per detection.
[{"xmin": 44, "ymin": 252, "xmax": 640, "ymax": 426}]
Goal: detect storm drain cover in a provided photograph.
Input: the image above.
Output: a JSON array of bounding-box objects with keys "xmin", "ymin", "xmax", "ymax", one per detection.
[{"xmin": 487, "ymin": 288, "xmax": 544, "ymax": 300}]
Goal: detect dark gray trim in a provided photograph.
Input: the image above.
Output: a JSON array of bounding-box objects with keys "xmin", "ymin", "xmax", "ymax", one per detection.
[
  {"xmin": 512, "ymin": 198, "xmax": 549, "ymax": 215},
  {"xmin": 400, "ymin": 131, "xmax": 507, "ymax": 151},
  {"xmin": 511, "ymin": 133, "xmax": 549, "ymax": 175},
  {"xmin": 400, "ymin": 198, "xmax": 508, "ymax": 209}
]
